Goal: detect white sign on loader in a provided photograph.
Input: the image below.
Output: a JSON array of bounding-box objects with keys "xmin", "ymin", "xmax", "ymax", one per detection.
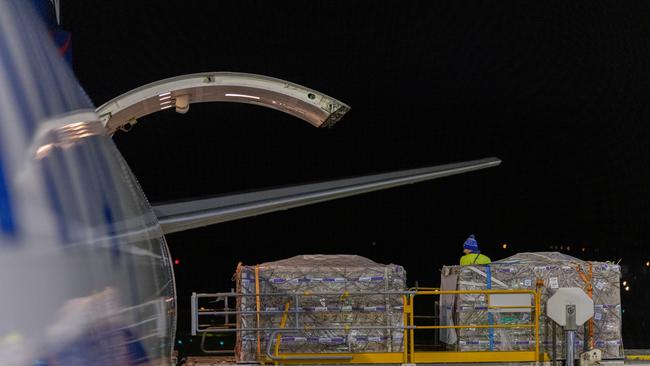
[{"xmin": 547, "ymin": 288, "xmax": 595, "ymax": 366}]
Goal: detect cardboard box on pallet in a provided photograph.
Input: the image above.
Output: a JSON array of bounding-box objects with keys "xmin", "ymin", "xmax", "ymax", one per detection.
[
  {"xmin": 234, "ymin": 255, "xmax": 406, "ymax": 362},
  {"xmin": 440, "ymin": 252, "xmax": 623, "ymax": 359}
]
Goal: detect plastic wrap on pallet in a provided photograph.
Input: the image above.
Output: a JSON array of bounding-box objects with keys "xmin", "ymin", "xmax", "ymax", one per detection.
[
  {"xmin": 235, "ymin": 255, "xmax": 406, "ymax": 362},
  {"xmin": 441, "ymin": 252, "xmax": 623, "ymax": 359},
  {"xmin": 440, "ymin": 266, "xmax": 460, "ymax": 346}
]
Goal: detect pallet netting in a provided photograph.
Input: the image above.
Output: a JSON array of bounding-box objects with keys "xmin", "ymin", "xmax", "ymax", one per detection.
[
  {"xmin": 234, "ymin": 255, "xmax": 406, "ymax": 362},
  {"xmin": 441, "ymin": 252, "xmax": 622, "ymax": 359}
]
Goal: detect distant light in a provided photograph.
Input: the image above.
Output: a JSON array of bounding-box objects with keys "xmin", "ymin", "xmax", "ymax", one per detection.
[
  {"xmin": 625, "ymin": 286, "xmax": 630, "ymax": 291},
  {"xmin": 501, "ymin": 243, "xmax": 508, "ymax": 249},
  {"xmin": 159, "ymin": 92, "xmax": 171, "ymax": 97},
  {"xmin": 225, "ymin": 93, "xmax": 260, "ymax": 100},
  {"xmin": 646, "ymin": 261, "xmax": 650, "ymax": 267},
  {"xmin": 219, "ymin": 340, "xmax": 225, "ymax": 346},
  {"xmin": 566, "ymin": 246, "xmax": 571, "ymax": 251},
  {"xmin": 177, "ymin": 340, "xmax": 182, "ymax": 345},
  {"xmin": 622, "ymin": 280, "xmax": 627, "ymax": 286},
  {"xmin": 174, "ymin": 259, "xmax": 180, "ymax": 265},
  {"xmin": 160, "ymin": 104, "xmax": 174, "ymax": 110},
  {"xmin": 581, "ymin": 247, "xmax": 586, "ymax": 252}
]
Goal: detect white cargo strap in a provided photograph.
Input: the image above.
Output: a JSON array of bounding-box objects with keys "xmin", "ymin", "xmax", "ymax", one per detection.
[{"xmin": 464, "ymin": 266, "xmax": 508, "ymax": 288}]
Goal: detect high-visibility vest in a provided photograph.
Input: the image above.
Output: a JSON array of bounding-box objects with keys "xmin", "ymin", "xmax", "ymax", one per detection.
[{"xmin": 460, "ymin": 253, "xmax": 491, "ymax": 265}]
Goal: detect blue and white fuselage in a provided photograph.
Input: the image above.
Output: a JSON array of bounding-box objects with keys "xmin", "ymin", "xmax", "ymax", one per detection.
[{"xmin": 0, "ymin": 2, "xmax": 175, "ymax": 365}]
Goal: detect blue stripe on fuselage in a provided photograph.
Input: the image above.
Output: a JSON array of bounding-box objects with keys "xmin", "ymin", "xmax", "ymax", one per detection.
[
  {"xmin": 102, "ymin": 201, "xmax": 121, "ymax": 265},
  {"xmin": 0, "ymin": 151, "xmax": 16, "ymax": 236}
]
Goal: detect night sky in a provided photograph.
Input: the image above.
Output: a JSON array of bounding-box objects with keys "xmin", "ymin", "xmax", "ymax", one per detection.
[{"xmin": 63, "ymin": 2, "xmax": 650, "ymax": 348}]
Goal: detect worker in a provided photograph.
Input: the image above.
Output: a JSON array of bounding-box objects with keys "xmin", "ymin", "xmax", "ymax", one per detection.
[{"xmin": 460, "ymin": 234, "xmax": 491, "ymax": 265}]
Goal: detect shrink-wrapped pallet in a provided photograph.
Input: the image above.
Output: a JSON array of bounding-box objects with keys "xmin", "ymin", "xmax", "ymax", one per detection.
[
  {"xmin": 441, "ymin": 252, "xmax": 622, "ymax": 359},
  {"xmin": 235, "ymin": 255, "xmax": 406, "ymax": 362}
]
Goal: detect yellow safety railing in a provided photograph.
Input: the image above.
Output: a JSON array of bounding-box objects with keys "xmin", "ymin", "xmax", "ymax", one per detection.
[
  {"xmin": 194, "ymin": 288, "xmax": 546, "ymax": 364},
  {"xmin": 404, "ymin": 288, "xmax": 545, "ymax": 364},
  {"xmin": 264, "ymin": 288, "xmax": 546, "ymax": 364},
  {"xmin": 273, "ymin": 301, "xmax": 292, "ymax": 364}
]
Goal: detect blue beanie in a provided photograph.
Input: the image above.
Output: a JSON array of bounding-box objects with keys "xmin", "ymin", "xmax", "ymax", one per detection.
[{"xmin": 463, "ymin": 234, "xmax": 479, "ymax": 252}]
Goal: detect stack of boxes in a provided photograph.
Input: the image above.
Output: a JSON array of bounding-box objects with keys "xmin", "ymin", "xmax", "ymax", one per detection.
[
  {"xmin": 441, "ymin": 252, "xmax": 623, "ymax": 359},
  {"xmin": 234, "ymin": 255, "xmax": 406, "ymax": 362}
]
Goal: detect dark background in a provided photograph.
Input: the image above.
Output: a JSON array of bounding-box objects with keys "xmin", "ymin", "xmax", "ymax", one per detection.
[{"xmin": 62, "ymin": 1, "xmax": 650, "ymax": 348}]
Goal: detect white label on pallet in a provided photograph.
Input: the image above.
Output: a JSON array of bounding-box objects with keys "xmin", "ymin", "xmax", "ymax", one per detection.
[
  {"xmin": 595, "ymin": 280, "xmax": 606, "ymax": 290},
  {"xmin": 549, "ymin": 277, "xmax": 559, "ymax": 289},
  {"xmin": 524, "ymin": 279, "xmax": 532, "ymax": 287},
  {"xmin": 595, "ymin": 312, "xmax": 602, "ymax": 320}
]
